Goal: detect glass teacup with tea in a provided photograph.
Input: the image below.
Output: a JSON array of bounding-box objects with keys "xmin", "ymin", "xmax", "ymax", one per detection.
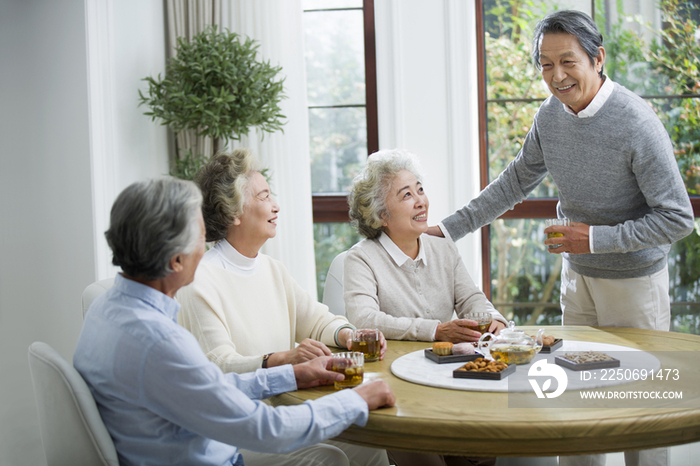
[
  {"xmin": 331, "ymin": 352, "xmax": 364, "ymax": 390},
  {"xmin": 465, "ymin": 311, "xmax": 493, "ymax": 334},
  {"xmin": 544, "ymin": 218, "xmax": 571, "ymax": 249},
  {"xmin": 352, "ymin": 328, "xmax": 381, "ymax": 362}
]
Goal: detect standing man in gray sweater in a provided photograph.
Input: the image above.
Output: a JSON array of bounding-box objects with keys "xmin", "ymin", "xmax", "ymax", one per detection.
[{"xmin": 428, "ymin": 10, "xmax": 693, "ymax": 466}]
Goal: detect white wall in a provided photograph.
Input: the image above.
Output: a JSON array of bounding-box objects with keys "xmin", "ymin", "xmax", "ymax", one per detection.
[
  {"xmin": 0, "ymin": 1, "xmax": 93, "ymax": 463},
  {"xmin": 375, "ymin": 0, "xmax": 483, "ymax": 282},
  {"xmin": 0, "ymin": 1, "xmax": 168, "ymax": 464}
]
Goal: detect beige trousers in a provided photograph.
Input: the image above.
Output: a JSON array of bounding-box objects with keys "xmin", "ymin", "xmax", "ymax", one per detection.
[
  {"xmin": 558, "ymin": 262, "xmax": 670, "ymax": 466},
  {"xmin": 560, "ymin": 262, "xmax": 670, "ymax": 330}
]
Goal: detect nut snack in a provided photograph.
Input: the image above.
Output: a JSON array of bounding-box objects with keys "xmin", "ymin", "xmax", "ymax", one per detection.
[
  {"xmin": 529, "ymin": 334, "xmax": 556, "ymax": 346},
  {"xmin": 530, "ymin": 333, "xmax": 563, "ymax": 353},
  {"xmin": 555, "ymin": 351, "xmax": 620, "ymax": 371},
  {"xmin": 456, "ymin": 357, "xmax": 508, "ymax": 373},
  {"xmin": 542, "ymin": 335, "xmax": 556, "ymax": 347},
  {"xmin": 453, "ymin": 357, "xmax": 515, "ymax": 380},
  {"xmin": 560, "ymin": 351, "xmax": 615, "ymax": 364}
]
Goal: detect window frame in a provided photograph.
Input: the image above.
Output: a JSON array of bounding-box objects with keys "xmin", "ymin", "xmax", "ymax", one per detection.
[
  {"xmin": 309, "ymin": 0, "xmax": 379, "ymax": 223},
  {"xmin": 474, "ymin": 0, "xmax": 700, "ymax": 299}
]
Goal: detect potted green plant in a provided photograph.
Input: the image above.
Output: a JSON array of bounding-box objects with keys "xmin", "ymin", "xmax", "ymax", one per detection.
[{"xmin": 138, "ymin": 25, "xmax": 286, "ymax": 179}]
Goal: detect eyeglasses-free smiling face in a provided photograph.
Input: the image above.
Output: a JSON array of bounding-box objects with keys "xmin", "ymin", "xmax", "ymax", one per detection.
[
  {"xmin": 382, "ymin": 169, "xmax": 429, "ymax": 245},
  {"xmin": 231, "ymin": 171, "xmax": 280, "ymax": 257},
  {"xmin": 538, "ymin": 32, "xmax": 605, "ymax": 114}
]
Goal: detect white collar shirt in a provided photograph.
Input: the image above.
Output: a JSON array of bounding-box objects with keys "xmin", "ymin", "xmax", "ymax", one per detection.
[
  {"xmin": 377, "ymin": 232, "xmax": 428, "ymax": 268},
  {"xmin": 562, "ymin": 74, "xmax": 614, "ymax": 118}
]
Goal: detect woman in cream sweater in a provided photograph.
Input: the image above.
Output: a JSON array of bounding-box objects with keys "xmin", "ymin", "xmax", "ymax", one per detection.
[{"xmin": 177, "ymin": 149, "xmax": 386, "ymax": 375}]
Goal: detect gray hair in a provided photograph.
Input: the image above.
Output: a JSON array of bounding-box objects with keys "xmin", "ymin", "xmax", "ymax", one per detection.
[
  {"xmin": 194, "ymin": 149, "xmax": 261, "ymax": 242},
  {"xmin": 348, "ymin": 149, "xmax": 425, "ymax": 239},
  {"xmin": 105, "ymin": 177, "xmax": 203, "ymax": 280},
  {"xmin": 532, "ymin": 10, "xmax": 605, "ymax": 79}
]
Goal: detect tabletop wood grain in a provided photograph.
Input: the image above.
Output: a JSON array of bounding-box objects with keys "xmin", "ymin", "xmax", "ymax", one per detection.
[{"xmin": 270, "ymin": 326, "xmax": 700, "ymax": 457}]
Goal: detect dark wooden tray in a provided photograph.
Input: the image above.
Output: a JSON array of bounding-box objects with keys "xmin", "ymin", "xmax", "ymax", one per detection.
[
  {"xmin": 453, "ymin": 362, "xmax": 516, "ymax": 380},
  {"xmin": 539, "ymin": 338, "xmax": 563, "ymax": 354},
  {"xmin": 554, "ymin": 355, "xmax": 620, "ymax": 371},
  {"xmin": 424, "ymin": 348, "xmax": 482, "ymax": 364}
]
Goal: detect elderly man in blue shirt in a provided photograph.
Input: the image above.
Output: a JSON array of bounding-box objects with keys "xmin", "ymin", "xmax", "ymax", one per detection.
[{"xmin": 74, "ymin": 177, "xmax": 395, "ymax": 466}]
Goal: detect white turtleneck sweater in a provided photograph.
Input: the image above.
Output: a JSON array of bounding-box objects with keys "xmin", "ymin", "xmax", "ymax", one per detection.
[{"xmin": 177, "ymin": 240, "xmax": 351, "ymax": 374}]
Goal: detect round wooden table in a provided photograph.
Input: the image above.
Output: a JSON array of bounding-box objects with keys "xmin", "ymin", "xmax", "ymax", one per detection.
[{"xmin": 270, "ymin": 326, "xmax": 700, "ymax": 457}]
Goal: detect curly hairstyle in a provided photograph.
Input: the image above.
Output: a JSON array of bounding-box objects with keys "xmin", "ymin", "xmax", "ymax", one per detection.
[
  {"xmin": 194, "ymin": 149, "xmax": 260, "ymax": 242},
  {"xmin": 348, "ymin": 149, "xmax": 424, "ymax": 239}
]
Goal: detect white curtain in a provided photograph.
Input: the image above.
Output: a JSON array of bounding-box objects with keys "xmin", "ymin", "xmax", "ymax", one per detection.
[
  {"xmin": 220, "ymin": 0, "xmax": 316, "ymax": 297},
  {"xmin": 166, "ymin": 0, "xmax": 222, "ymax": 171},
  {"xmin": 166, "ymin": 0, "xmax": 317, "ymax": 296}
]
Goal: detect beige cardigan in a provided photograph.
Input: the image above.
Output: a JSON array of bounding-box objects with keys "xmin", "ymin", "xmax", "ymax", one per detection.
[{"xmin": 343, "ymin": 234, "xmax": 506, "ymax": 341}]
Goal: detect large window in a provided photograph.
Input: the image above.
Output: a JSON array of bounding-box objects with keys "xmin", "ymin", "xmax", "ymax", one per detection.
[
  {"xmin": 477, "ymin": 0, "xmax": 700, "ymax": 332},
  {"xmin": 302, "ymin": 0, "xmax": 378, "ymax": 299}
]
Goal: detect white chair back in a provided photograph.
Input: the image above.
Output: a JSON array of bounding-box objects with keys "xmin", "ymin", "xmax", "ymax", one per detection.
[
  {"xmin": 28, "ymin": 341, "xmax": 119, "ymax": 466},
  {"xmin": 322, "ymin": 251, "xmax": 348, "ymax": 317},
  {"xmin": 82, "ymin": 278, "xmax": 115, "ymax": 318}
]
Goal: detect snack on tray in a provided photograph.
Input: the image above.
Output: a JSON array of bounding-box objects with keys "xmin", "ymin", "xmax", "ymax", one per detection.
[
  {"xmin": 560, "ymin": 351, "xmax": 614, "ymax": 364},
  {"xmin": 432, "ymin": 342, "xmax": 454, "ymax": 356},
  {"xmin": 531, "ymin": 334, "xmax": 557, "ymax": 346},
  {"xmin": 452, "ymin": 342, "xmax": 476, "ymax": 355},
  {"xmin": 455, "ymin": 357, "xmax": 508, "ymax": 373}
]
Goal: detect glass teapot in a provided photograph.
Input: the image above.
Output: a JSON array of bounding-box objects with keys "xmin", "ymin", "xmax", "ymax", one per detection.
[{"xmin": 477, "ymin": 321, "xmax": 544, "ymax": 365}]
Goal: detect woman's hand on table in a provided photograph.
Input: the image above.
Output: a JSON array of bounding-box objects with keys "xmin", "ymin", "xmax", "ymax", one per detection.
[
  {"xmin": 338, "ymin": 327, "xmax": 354, "ymax": 351},
  {"xmin": 342, "ymin": 329, "xmax": 388, "ymax": 360},
  {"xmin": 354, "ymin": 380, "xmax": 396, "ymax": 410},
  {"xmin": 269, "ymin": 338, "xmax": 331, "ymax": 367},
  {"xmin": 435, "ymin": 319, "xmax": 482, "ymax": 343},
  {"xmin": 489, "ymin": 320, "xmax": 506, "ymax": 334}
]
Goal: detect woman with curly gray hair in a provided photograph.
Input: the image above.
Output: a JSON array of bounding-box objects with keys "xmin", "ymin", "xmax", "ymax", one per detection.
[
  {"xmin": 346, "ymin": 149, "xmax": 505, "ymax": 466},
  {"xmin": 178, "ymin": 149, "xmax": 389, "ymax": 375},
  {"xmin": 345, "ymin": 149, "xmax": 507, "ymax": 343},
  {"xmin": 177, "ymin": 148, "xmax": 388, "ymax": 372}
]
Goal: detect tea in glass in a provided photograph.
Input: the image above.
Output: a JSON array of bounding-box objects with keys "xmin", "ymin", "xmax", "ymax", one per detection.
[
  {"xmin": 544, "ymin": 218, "xmax": 571, "ymax": 249},
  {"xmin": 353, "ymin": 328, "xmax": 381, "ymax": 362},
  {"xmin": 465, "ymin": 312, "xmax": 492, "ymax": 334},
  {"xmin": 331, "ymin": 352, "xmax": 364, "ymax": 389}
]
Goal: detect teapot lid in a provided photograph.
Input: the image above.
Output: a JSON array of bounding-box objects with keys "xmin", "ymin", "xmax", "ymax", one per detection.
[
  {"xmin": 482, "ymin": 321, "xmax": 542, "ymax": 349},
  {"xmin": 495, "ymin": 321, "xmax": 536, "ymax": 344},
  {"xmin": 500, "ymin": 321, "xmax": 523, "ymax": 337}
]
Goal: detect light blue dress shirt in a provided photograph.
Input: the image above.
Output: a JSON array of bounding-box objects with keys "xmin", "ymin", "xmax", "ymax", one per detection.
[{"xmin": 74, "ymin": 274, "xmax": 369, "ymax": 466}]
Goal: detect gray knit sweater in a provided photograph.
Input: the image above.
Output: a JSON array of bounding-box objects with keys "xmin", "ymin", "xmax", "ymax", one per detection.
[{"xmin": 442, "ymin": 82, "xmax": 694, "ymax": 279}]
